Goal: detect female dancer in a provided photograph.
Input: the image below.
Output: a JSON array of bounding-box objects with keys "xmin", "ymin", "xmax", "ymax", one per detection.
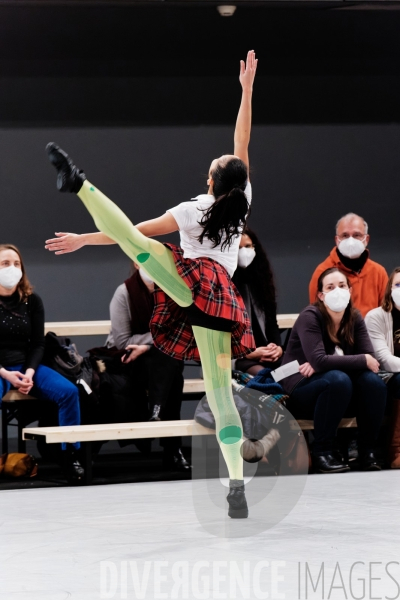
[{"xmin": 46, "ymin": 50, "xmax": 257, "ymax": 518}]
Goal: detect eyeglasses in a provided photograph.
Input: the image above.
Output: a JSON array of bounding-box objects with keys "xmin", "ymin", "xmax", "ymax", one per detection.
[{"xmin": 337, "ymin": 233, "xmax": 367, "ymax": 241}]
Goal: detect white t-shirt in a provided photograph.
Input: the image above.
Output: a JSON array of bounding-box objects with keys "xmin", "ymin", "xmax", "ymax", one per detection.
[{"xmin": 167, "ymin": 182, "xmax": 252, "ymax": 277}]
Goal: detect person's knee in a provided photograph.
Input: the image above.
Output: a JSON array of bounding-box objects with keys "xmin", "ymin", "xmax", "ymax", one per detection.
[
  {"xmin": 323, "ymin": 370, "xmax": 353, "ymax": 395},
  {"xmin": 60, "ymin": 380, "xmax": 80, "ymax": 403},
  {"xmin": 359, "ymin": 370, "xmax": 387, "ymax": 398}
]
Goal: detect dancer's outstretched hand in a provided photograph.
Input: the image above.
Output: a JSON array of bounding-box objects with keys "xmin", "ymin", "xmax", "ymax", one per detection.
[
  {"xmin": 45, "ymin": 232, "xmax": 85, "ymax": 254},
  {"xmin": 239, "ymin": 50, "xmax": 258, "ymax": 91}
]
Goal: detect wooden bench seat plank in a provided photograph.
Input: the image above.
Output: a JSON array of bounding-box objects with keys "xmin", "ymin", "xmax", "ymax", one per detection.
[
  {"xmin": 45, "ymin": 320, "xmax": 111, "ymax": 336},
  {"xmin": 23, "ymin": 419, "xmax": 215, "ymax": 443},
  {"xmin": 23, "ymin": 415, "xmax": 358, "ymax": 444},
  {"xmin": 182, "ymin": 379, "xmax": 205, "ymax": 394},
  {"xmin": 3, "ymin": 391, "xmax": 37, "ymax": 401},
  {"xmin": 43, "ymin": 315, "xmax": 297, "ymax": 338}
]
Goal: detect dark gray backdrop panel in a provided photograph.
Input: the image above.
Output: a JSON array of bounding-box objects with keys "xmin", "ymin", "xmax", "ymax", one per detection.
[{"xmin": 1, "ymin": 125, "xmax": 399, "ymax": 323}]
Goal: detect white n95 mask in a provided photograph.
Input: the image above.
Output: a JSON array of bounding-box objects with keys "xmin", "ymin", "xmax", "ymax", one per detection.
[
  {"xmin": 0, "ymin": 266, "xmax": 22, "ymax": 290},
  {"xmin": 139, "ymin": 269, "xmax": 154, "ymax": 286},
  {"xmin": 391, "ymin": 287, "xmax": 400, "ymax": 307},
  {"xmin": 338, "ymin": 237, "xmax": 366, "ymax": 259},
  {"xmin": 323, "ymin": 287, "xmax": 351, "ymax": 312},
  {"xmin": 238, "ymin": 247, "xmax": 256, "ymax": 268}
]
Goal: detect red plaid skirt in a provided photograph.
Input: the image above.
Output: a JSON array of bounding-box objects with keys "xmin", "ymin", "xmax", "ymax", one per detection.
[{"xmin": 150, "ymin": 244, "xmax": 256, "ymax": 361}]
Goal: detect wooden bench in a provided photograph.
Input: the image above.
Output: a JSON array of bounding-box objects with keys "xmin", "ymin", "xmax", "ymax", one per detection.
[
  {"xmin": 2, "ymin": 314, "xmax": 299, "ymax": 453},
  {"xmin": 23, "ymin": 416, "xmax": 358, "ymax": 485}
]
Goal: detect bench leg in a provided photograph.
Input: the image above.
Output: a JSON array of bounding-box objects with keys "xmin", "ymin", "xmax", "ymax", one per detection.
[
  {"xmin": 2, "ymin": 405, "xmax": 8, "ymax": 454},
  {"xmin": 82, "ymin": 442, "xmax": 93, "ymax": 485},
  {"xmin": 17, "ymin": 418, "xmax": 26, "ymax": 454}
]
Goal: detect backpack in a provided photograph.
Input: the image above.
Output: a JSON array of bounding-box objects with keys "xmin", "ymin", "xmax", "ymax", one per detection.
[{"xmin": 43, "ymin": 331, "xmax": 84, "ymax": 383}]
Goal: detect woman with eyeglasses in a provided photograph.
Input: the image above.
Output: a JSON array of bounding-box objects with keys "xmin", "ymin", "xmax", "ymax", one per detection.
[
  {"xmin": 365, "ymin": 267, "xmax": 400, "ymax": 468},
  {"xmin": 281, "ymin": 267, "xmax": 387, "ymax": 474}
]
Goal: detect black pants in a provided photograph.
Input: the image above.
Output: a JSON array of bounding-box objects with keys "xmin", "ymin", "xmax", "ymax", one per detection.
[
  {"xmin": 137, "ymin": 346, "xmax": 184, "ymax": 451},
  {"xmin": 287, "ymin": 369, "xmax": 387, "ymax": 453}
]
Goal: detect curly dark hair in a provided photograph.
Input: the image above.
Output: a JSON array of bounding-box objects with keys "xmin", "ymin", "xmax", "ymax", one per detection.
[{"xmin": 232, "ymin": 226, "xmax": 277, "ymax": 316}]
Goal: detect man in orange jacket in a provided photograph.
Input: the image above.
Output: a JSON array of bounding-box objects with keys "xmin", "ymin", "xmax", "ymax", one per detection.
[{"xmin": 309, "ymin": 212, "xmax": 388, "ymax": 317}]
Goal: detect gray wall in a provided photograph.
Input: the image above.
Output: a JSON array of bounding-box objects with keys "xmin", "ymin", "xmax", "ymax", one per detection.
[{"xmin": 2, "ymin": 124, "xmax": 400, "ymax": 334}]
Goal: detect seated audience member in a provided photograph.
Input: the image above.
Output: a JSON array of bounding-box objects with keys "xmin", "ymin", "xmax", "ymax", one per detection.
[
  {"xmin": 282, "ymin": 267, "xmax": 387, "ymax": 474},
  {"xmin": 0, "ymin": 244, "xmax": 84, "ymax": 482},
  {"xmin": 309, "ymin": 213, "xmax": 388, "ymax": 317},
  {"xmin": 365, "ymin": 267, "xmax": 400, "ymax": 469},
  {"xmin": 106, "ymin": 264, "xmax": 190, "ymax": 472},
  {"xmin": 232, "ymin": 227, "xmax": 283, "ymax": 375}
]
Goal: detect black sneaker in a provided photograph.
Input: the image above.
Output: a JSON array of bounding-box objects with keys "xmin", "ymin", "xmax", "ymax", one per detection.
[
  {"xmin": 149, "ymin": 404, "xmax": 161, "ymax": 422},
  {"xmin": 46, "ymin": 142, "xmax": 86, "ymax": 193},
  {"xmin": 162, "ymin": 448, "xmax": 191, "ymax": 472},
  {"xmin": 64, "ymin": 452, "xmax": 85, "ymax": 485}
]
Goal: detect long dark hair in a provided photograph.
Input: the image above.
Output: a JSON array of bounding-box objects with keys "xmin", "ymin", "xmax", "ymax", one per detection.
[
  {"xmin": 197, "ymin": 157, "xmax": 250, "ymax": 251},
  {"xmin": 0, "ymin": 244, "xmax": 33, "ymax": 301},
  {"xmin": 232, "ymin": 226, "xmax": 277, "ymax": 316},
  {"xmin": 382, "ymin": 266, "xmax": 400, "ymax": 312},
  {"xmin": 315, "ymin": 267, "xmax": 356, "ymax": 345}
]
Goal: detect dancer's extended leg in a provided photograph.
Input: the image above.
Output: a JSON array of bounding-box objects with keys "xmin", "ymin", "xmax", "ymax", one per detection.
[
  {"xmin": 192, "ymin": 326, "xmax": 244, "ymax": 481},
  {"xmin": 78, "ymin": 180, "xmax": 193, "ymax": 307}
]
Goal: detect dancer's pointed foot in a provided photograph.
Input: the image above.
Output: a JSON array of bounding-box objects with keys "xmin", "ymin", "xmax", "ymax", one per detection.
[
  {"xmin": 227, "ymin": 479, "xmax": 249, "ymax": 519},
  {"xmin": 46, "ymin": 142, "xmax": 86, "ymax": 193}
]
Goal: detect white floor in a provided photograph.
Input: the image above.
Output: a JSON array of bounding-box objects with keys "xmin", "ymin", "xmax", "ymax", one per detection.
[{"xmin": 1, "ymin": 471, "xmax": 400, "ymax": 600}]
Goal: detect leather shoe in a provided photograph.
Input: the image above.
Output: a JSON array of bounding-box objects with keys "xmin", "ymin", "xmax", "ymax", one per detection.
[
  {"xmin": 227, "ymin": 480, "xmax": 249, "ymax": 519},
  {"xmin": 313, "ymin": 452, "xmax": 350, "ymax": 474},
  {"xmin": 149, "ymin": 404, "xmax": 161, "ymax": 422},
  {"xmin": 163, "ymin": 448, "xmax": 191, "ymax": 472},
  {"xmin": 46, "ymin": 142, "xmax": 86, "ymax": 193},
  {"xmin": 359, "ymin": 450, "xmax": 381, "ymax": 471}
]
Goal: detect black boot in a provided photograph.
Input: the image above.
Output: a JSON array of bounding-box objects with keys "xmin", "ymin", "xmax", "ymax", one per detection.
[
  {"xmin": 359, "ymin": 450, "xmax": 381, "ymax": 471},
  {"xmin": 149, "ymin": 404, "xmax": 161, "ymax": 422},
  {"xmin": 227, "ymin": 480, "xmax": 249, "ymax": 519},
  {"xmin": 63, "ymin": 447, "xmax": 85, "ymax": 485},
  {"xmin": 313, "ymin": 452, "xmax": 350, "ymax": 474},
  {"xmin": 162, "ymin": 448, "xmax": 191, "ymax": 472},
  {"xmin": 46, "ymin": 142, "xmax": 86, "ymax": 193}
]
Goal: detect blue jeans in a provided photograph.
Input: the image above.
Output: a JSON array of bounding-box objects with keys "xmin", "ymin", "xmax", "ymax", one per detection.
[
  {"xmin": 0, "ymin": 364, "xmax": 81, "ymax": 450},
  {"xmin": 288, "ymin": 369, "xmax": 387, "ymax": 453}
]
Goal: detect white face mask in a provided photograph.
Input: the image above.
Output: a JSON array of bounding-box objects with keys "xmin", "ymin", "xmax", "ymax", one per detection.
[
  {"xmin": 391, "ymin": 288, "xmax": 400, "ymax": 307},
  {"xmin": 322, "ymin": 287, "xmax": 351, "ymax": 312},
  {"xmin": 238, "ymin": 247, "xmax": 256, "ymax": 268},
  {"xmin": 0, "ymin": 266, "xmax": 22, "ymax": 290},
  {"xmin": 338, "ymin": 236, "xmax": 366, "ymax": 259},
  {"xmin": 139, "ymin": 268, "xmax": 154, "ymax": 286}
]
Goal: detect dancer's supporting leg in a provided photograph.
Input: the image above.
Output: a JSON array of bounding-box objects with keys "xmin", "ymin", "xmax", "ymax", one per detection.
[
  {"xmin": 192, "ymin": 326, "xmax": 244, "ymax": 480},
  {"xmin": 78, "ymin": 180, "xmax": 193, "ymax": 308}
]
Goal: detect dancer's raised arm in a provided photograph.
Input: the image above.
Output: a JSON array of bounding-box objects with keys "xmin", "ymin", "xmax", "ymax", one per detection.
[{"xmin": 234, "ymin": 50, "xmax": 257, "ymax": 175}]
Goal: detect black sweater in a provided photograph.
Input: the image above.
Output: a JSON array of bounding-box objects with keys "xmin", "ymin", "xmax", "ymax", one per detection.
[
  {"xmin": 0, "ymin": 291, "xmax": 45, "ymax": 372},
  {"xmin": 232, "ymin": 279, "xmax": 281, "ymax": 348},
  {"xmin": 281, "ymin": 305, "xmax": 374, "ymax": 395}
]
